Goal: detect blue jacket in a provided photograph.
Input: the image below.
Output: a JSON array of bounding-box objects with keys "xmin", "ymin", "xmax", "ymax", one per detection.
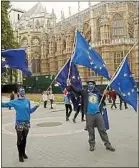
[
  {"xmin": 68, "ymin": 85, "xmax": 105, "ymax": 114},
  {"xmin": 2, "ymin": 98, "xmax": 38, "ymax": 122}
]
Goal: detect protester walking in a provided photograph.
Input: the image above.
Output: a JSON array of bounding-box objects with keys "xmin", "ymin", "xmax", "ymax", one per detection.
[
  {"xmin": 42, "ymin": 91, "xmax": 48, "ymax": 108},
  {"xmin": 49, "ymin": 91, "xmax": 54, "ymax": 109},
  {"xmin": 64, "ymin": 91, "xmax": 72, "ymax": 121},
  {"xmin": 73, "ymin": 95, "xmax": 85, "ymax": 123},
  {"xmin": 111, "ymin": 89, "xmax": 117, "ymax": 109},
  {"xmin": 68, "ymin": 79, "xmax": 115, "ymax": 152},
  {"xmin": 2, "ymin": 87, "xmax": 39, "ymax": 162},
  {"xmin": 119, "ymin": 94, "xmax": 128, "ymax": 110}
]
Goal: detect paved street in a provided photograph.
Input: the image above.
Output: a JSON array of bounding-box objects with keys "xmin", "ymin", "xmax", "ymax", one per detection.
[{"xmin": 2, "ymin": 96, "xmax": 138, "ymax": 167}]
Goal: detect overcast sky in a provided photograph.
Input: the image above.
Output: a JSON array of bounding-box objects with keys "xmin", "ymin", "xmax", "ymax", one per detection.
[{"xmin": 11, "ymin": 2, "xmax": 99, "ymax": 21}]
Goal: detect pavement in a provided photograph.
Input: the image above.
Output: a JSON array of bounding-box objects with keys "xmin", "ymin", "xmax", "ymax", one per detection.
[{"xmin": 2, "ymin": 96, "xmax": 138, "ymax": 167}]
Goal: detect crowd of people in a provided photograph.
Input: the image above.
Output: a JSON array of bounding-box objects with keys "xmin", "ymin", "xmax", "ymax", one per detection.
[
  {"xmin": 104, "ymin": 89, "xmax": 128, "ymax": 110},
  {"xmin": 42, "ymin": 91, "xmax": 54, "ymax": 109},
  {"xmin": 3, "ymin": 81, "xmax": 132, "ymax": 163}
]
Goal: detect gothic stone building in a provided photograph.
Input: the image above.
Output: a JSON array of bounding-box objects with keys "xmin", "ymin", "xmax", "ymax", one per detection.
[{"xmin": 11, "ymin": 2, "xmax": 138, "ymax": 85}]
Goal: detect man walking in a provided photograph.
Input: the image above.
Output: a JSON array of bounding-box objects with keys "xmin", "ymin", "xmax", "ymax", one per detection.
[
  {"xmin": 49, "ymin": 91, "xmax": 54, "ymax": 109},
  {"xmin": 68, "ymin": 79, "xmax": 115, "ymax": 152},
  {"xmin": 111, "ymin": 89, "xmax": 117, "ymax": 109},
  {"xmin": 42, "ymin": 91, "xmax": 48, "ymax": 108},
  {"xmin": 119, "ymin": 94, "xmax": 128, "ymax": 110},
  {"xmin": 63, "ymin": 91, "xmax": 72, "ymax": 121},
  {"xmin": 73, "ymin": 95, "xmax": 85, "ymax": 123}
]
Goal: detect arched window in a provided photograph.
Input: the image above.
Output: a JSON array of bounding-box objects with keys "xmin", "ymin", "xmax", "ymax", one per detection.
[
  {"xmin": 112, "ymin": 14, "xmax": 124, "ymax": 38},
  {"xmin": 32, "ymin": 59, "xmax": 40, "ymax": 73}
]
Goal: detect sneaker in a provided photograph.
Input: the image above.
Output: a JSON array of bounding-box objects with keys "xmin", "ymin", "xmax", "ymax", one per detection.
[
  {"xmin": 106, "ymin": 146, "xmax": 115, "ymax": 152},
  {"xmin": 81, "ymin": 119, "xmax": 85, "ymax": 122},
  {"xmin": 90, "ymin": 146, "xmax": 95, "ymax": 151}
]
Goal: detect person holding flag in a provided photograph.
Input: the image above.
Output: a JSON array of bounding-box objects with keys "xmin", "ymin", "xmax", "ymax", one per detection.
[
  {"xmin": 1, "ymin": 87, "xmax": 39, "ymax": 162},
  {"xmin": 67, "ymin": 79, "xmax": 115, "ymax": 152}
]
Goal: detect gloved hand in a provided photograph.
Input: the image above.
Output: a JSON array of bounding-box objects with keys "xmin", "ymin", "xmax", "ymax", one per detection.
[
  {"xmin": 67, "ymin": 79, "xmax": 71, "ymax": 86},
  {"xmin": 36, "ymin": 103, "xmax": 40, "ymax": 108}
]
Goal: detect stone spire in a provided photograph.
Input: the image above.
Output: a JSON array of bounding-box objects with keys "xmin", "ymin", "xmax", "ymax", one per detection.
[
  {"xmin": 52, "ymin": 8, "xmax": 54, "ymax": 14},
  {"xmin": 61, "ymin": 10, "xmax": 65, "ymax": 20},
  {"xmin": 69, "ymin": 6, "xmax": 71, "ymax": 16},
  {"xmin": 78, "ymin": 2, "xmax": 80, "ymax": 12},
  {"xmin": 88, "ymin": 1, "xmax": 91, "ymax": 8}
]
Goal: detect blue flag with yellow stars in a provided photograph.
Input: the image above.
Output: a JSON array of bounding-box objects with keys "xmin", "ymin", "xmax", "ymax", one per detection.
[
  {"xmin": 55, "ymin": 57, "xmax": 82, "ymax": 89},
  {"xmin": 72, "ymin": 31, "xmax": 110, "ymax": 80},
  {"xmin": 1, "ymin": 48, "xmax": 32, "ymax": 77},
  {"xmin": 110, "ymin": 58, "xmax": 137, "ymax": 111}
]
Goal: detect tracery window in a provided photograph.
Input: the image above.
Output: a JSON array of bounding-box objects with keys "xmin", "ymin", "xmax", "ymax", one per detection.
[
  {"xmin": 114, "ymin": 52, "xmax": 124, "ymax": 70},
  {"xmin": 112, "ymin": 14, "xmax": 124, "ymax": 38},
  {"xmin": 32, "ymin": 59, "xmax": 40, "ymax": 73}
]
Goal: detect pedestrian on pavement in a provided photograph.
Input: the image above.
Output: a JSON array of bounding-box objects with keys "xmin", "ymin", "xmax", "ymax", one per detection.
[
  {"xmin": 67, "ymin": 79, "xmax": 115, "ymax": 152},
  {"xmin": 111, "ymin": 89, "xmax": 117, "ymax": 109},
  {"xmin": 119, "ymin": 94, "xmax": 128, "ymax": 110},
  {"xmin": 42, "ymin": 91, "xmax": 48, "ymax": 108},
  {"xmin": 9, "ymin": 91, "xmax": 15, "ymax": 110},
  {"xmin": 72, "ymin": 95, "xmax": 85, "ymax": 123},
  {"xmin": 63, "ymin": 90, "xmax": 72, "ymax": 121},
  {"xmin": 1, "ymin": 87, "xmax": 39, "ymax": 162},
  {"xmin": 49, "ymin": 91, "xmax": 54, "ymax": 109},
  {"xmin": 108, "ymin": 89, "xmax": 112, "ymax": 103}
]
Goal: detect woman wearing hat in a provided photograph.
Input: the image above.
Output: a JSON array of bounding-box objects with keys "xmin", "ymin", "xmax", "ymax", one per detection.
[{"xmin": 2, "ymin": 87, "xmax": 39, "ymax": 162}]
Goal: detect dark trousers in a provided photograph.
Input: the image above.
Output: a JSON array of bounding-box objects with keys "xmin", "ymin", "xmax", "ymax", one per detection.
[
  {"xmin": 44, "ymin": 101, "xmax": 47, "ymax": 108},
  {"xmin": 120, "ymin": 100, "xmax": 128, "ymax": 110},
  {"xmin": 65, "ymin": 104, "xmax": 72, "ymax": 118},
  {"xmin": 86, "ymin": 113, "xmax": 111, "ymax": 148},
  {"xmin": 111, "ymin": 99, "xmax": 117, "ymax": 109},
  {"xmin": 50, "ymin": 99, "xmax": 53, "ymax": 109},
  {"xmin": 16, "ymin": 128, "xmax": 29, "ymax": 157},
  {"xmin": 74, "ymin": 105, "xmax": 84, "ymax": 120}
]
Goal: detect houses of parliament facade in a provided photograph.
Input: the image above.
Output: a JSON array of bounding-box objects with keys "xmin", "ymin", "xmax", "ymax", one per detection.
[{"xmin": 10, "ymin": 1, "xmax": 138, "ymax": 85}]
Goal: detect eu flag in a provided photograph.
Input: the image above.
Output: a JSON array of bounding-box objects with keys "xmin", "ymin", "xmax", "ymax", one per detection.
[
  {"xmin": 55, "ymin": 57, "xmax": 82, "ymax": 89},
  {"xmin": 110, "ymin": 58, "xmax": 137, "ymax": 111},
  {"xmin": 101, "ymin": 106, "xmax": 109, "ymax": 130},
  {"xmin": 1, "ymin": 48, "xmax": 32, "ymax": 77},
  {"xmin": 72, "ymin": 31, "xmax": 110, "ymax": 80}
]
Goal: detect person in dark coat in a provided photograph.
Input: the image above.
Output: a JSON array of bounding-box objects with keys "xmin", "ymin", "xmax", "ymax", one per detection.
[
  {"xmin": 119, "ymin": 94, "xmax": 128, "ymax": 110},
  {"xmin": 67, "ymin": 80, "xmax": 115, "ymax": 152},
  {"xmin": 72, "ymin": 95, "xmax": 85, "ymax": 123},
  {"xmin": 9, "ymin": 91, "xmax": 15, "ymax": 110}
]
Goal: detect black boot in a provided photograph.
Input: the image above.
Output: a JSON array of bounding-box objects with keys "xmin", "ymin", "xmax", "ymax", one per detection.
[
  {"xmin": 22, "ymin": 141, "xmax": 28, "ymax": 159},
  {"xmin": 17, "ymin": 145, "xmax": 24, "ymax": 162},
  {"xmin": 73, "ymin": 118, "xmax": 76, "ymax": 123}
]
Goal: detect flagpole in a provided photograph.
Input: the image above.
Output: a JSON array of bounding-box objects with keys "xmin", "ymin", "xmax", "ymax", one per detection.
[
  {"xmin": 99, "ymin": 40, "xmax": 138, "ymax": 106},
  {"xmin": 67, "ymin": 29, "xmax": 77, "ymax": 81},
  {"xmin": 38, "ymin": 58, "xmax": 71, "ymax": 103},
  {"xmin": 38, "ymin": 30, "xmax": 77, "ymax": 103}
]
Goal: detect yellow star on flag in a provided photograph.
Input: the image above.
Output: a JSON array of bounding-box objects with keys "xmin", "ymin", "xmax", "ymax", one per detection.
[
  {"xmin": 4, "ymin": 64, "xmax": 9, "ymax": 68},
  {"xmin": 2, "ymin": 57, "xmax": 6, "ymax": 62}
]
